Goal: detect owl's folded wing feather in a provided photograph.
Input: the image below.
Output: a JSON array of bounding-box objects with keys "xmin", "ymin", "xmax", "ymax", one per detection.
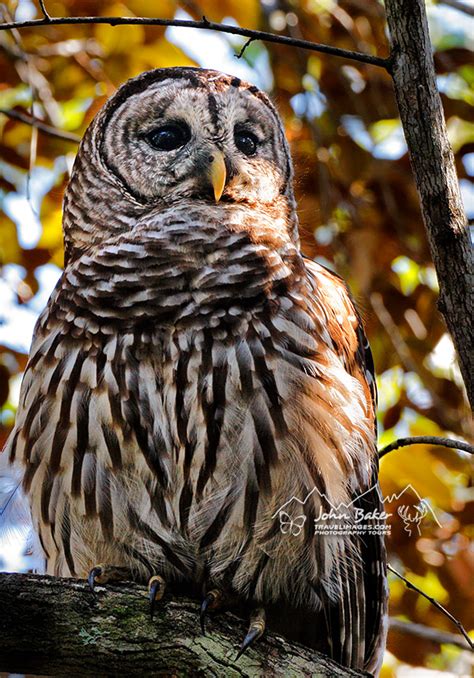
[{"xmin": 304, "ymin": 257, "xmax": 388, "ymax": 675}]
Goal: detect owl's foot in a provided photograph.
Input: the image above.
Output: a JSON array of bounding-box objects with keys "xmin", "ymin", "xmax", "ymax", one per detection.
[
  {"xmin": 236, "ymin": 607, "xmax": 266, "ymax": 660},
  {"xmin": 148, "ymin": 574, "xmax": 166, "ymax": 620},
  {"xmin": 88, "ymin": 566, "xmax": 166, "ymax": 620},
  {"xmin": 199, "ymin": 590, "xmax": 266, "ymax": 658},
  {"xmin": 87, "ymin": 564, "xmax": 132, "ymax": 590},
  {"xmin": 200, "ymin": 588, "xmax": 224, "ymax": 635}
]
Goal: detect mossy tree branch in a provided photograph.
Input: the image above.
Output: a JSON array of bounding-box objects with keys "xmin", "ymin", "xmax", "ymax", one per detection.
[{"xmin": 0, "ymin": 572, "xmax": 366, "ymax": 677}]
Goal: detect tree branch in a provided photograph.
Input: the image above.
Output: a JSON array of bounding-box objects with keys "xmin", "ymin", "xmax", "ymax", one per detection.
[
  {"xmin": 385, "ymin": 0, "xmax": 473, "ymax": 410},
  {"xmin": 379, "ymin": 435, "xmax": 474, "ymax": 458},
  {"xmin": 0, "ymin": 14, "xmax": 390, "ymax": 69},
  {"xmin": 235, "ymin": 37, "xmax": 254, "ymax": 60},
  {"xmin": 389, "ymin": 617, "xmax": 472, "ymax": 650},
  {"xmin": 37, "ymin": 0, "xmax": 51, "ymax": 21},
  {"xmin": 0, "ymin": 108, "xmax": 80, "ymax": 142},
  {"xmin": 0, "ymin": 572, "xmax": 365, "ymax": 676},
  {"xmin": 387, "ymin": 565, "xmax": 474, "ymax": 651}
]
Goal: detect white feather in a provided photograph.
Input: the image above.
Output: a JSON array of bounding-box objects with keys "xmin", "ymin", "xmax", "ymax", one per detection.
[{"xmin": 0, "ymin": 450, "xmax": 44, "ymax": 573}]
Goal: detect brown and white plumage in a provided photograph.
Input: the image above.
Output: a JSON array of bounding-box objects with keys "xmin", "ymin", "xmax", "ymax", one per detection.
[{"xmin": 4, "ymin": 68, "xmax": 387, "ymax": 674}]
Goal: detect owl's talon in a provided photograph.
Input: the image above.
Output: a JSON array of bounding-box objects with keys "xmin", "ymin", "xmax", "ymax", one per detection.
[
  {"xmin": 200, "ymin": 588, "xmax": 222, "ymax": 635},
  {"xmin": 87, "ymin": 564, "xmax": 132, "ymax": 591},
  {"xmin": 88, "ymin": 565, "xmax": 102, "ymax": 591},
  {"xmin": 235, "ymin": 608, "xmax": 266, "ymax": 660},
  {"xmin": 148, "ymin": 575, "xmax": 166, "ymax": 620}
]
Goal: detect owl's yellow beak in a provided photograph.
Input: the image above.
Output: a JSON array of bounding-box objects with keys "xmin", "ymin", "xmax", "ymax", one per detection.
[{"xmin": 209, "ymin": 151, "xmax": 226, "ymax": 202}]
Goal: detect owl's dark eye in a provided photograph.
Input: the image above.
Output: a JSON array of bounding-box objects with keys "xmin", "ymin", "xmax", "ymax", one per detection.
[
  {"xmin": 145, "ymin": 123, "xmax": 191, "ymax": 151},
  {"xmin": 234, "ymin": 129, "xmax": 259, "ymax": 156}
]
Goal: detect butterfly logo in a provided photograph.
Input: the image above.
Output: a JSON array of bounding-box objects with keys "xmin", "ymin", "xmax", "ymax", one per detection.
[{"xmin": 278, "ymin": 511, "xmax": 307, "ymax": 536}]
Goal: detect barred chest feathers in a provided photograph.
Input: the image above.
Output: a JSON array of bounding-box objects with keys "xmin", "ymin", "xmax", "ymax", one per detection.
[{"xmin": 10, "ymin": 202, "xmax": 374, "ymax": 605}]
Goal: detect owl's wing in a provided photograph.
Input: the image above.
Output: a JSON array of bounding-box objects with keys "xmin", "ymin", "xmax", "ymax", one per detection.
[
  {"xmin": 303, "ymin": 257, "xmax": 388, "ymax": 674},
  {"xmin": 304, "ymin": 258, "xmax": 377, "ymax": 417}
]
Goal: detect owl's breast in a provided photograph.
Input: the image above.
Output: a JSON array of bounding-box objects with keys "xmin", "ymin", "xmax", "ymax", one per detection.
[
  {"xmin": 11, "ymin": 220, "xmax": 375, "ymax": 591},
  {"xmin": 51, "ymin": 211, "xmax": 300, "ymax": 334}
]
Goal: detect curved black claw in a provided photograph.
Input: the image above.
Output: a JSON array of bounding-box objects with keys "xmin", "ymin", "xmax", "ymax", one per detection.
[
  {"xmin": 235, "ymin": 608, "xmax": 266, "ymax": 661},
  {"xmin": 88, "ymin": 566, "xmax": 102, "ymax": 591},
  {"xmin": 199, "ymin": 589, "xmax": 222, "ymax": 636},
  {"xmin": 87, "ymin": 564, "xmax": 132, "ymax": 592},
  {"xmin": 148, "ymin": 575, "xmax": 166, "ymax": 620},
  {"xmin": 200, "ymin": 596, "xmax": 210, "ymax": 635}
]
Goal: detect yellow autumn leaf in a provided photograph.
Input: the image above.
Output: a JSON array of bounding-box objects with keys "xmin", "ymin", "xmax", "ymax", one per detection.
[
  {"xmin": 408, "ymin": 570, "xmax": 449, "ymax": 607},
  {"xmin": 38, "ymin": 206, "xmax": 63, "ymax": 251},
  {"xmin": 2, "ymin": 122, "xmax": 32, "ymax": 150},
  {"xmin": 95, "ymin": 4, "xmax": 145, "ymax": 55},
  {"xmin": 198, "ymin": 0, "xmax": 260, "ymax": 29},
  {"xmin": 387, "ymin": 576, "xmax": 406, "ymax": 605},
  {"xmin": 307, "ymin": 56, "xmax": 323, "ymax": 81},
  {"xmin": 379, "ymin": 669, "xmax": 395, "ymax": 678},
  {"xmin": 137, "ymin": 38, "xmax": 197, "ymax": 69},
  {"xmin": 51, "ymin": 247, "xmax": 65, "ymax": 269},
  {"xmin": 380, "ymin": 444, "xmax": 453, "ymax": 510},
  {"xmin": 125, "ymin": 0, "xmax": 176, "ymax": 18},
  {"xmin": 54, "ymin": 63, "xmax": 89, "ymax": 96},
  {"xmin": 0, "ymin": 213, "xmax": 21, "ymax": 265}
]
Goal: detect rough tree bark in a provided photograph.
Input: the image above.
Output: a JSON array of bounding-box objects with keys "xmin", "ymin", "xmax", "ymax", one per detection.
[
  {"xmin": 385, "ymin": 0, "xmax": 473, "ymax": 409},
  {"xmin": 0, "ymin": 572, "xmax": 367, "ymax": 677}
]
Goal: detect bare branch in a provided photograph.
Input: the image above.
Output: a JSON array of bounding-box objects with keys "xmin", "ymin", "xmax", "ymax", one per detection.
[
  {"xmin": 389, "ymin": 617, "xmax": 472, "ymax": 650},
  {"xmin": 0, "ymin": 107, "xmax": 80, "ymax": 142},
  {"xmin": 379, "ymin": 435, "xmax": 474, "ymax": 458},
  {"xmin": 0, "ymin": 15, "xmax": 390, "ymax": 70},
  {"xmin": 37, "ymin": 0, "xmax": 51, "ymax": 21},
  {"xmin": 235, "ymin": 37, "xmax": 254, "ymax": 60},
  {"xmin": 388, "ymin": 565, "xmax": 474, "ymax": 651}
]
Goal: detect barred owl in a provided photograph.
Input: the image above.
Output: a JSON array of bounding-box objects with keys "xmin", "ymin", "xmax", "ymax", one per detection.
[{"xmin": 4, "ymin": 68, "xmax": 387, "ymax": 674}]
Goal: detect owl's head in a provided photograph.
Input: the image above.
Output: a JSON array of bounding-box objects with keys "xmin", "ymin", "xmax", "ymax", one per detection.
[{"xmin": 64, "ymin": 68, "xmax": 298, "ymax": 256}]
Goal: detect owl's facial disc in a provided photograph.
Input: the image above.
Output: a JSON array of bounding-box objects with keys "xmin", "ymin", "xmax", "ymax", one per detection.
[{"xmin": 100, "ymin": 75, "xmax": 292, "ymax": 208}]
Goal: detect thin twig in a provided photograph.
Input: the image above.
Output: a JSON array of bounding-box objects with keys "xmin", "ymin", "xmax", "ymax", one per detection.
[
  {"xmin": 235, "ymin": 37, "xmax": 254, "ymax": 59},
  {"xmin": 0, "ymin": 15, "xmax": 391, "ymax": 69},
  {"xmin": 0, "ymin": 108, "xmax": 80, "ymax": 142},
  {"xmin": 379, "ymin": 435, "xmax": 473, "ymax": 458},
  {"xmin": 388, "ymin": 564, "xmax": 474, "ymax": 651},
  {"xmin": 37, "ymin": 0, "xmax": 51, "ymax": 21},
  {"xmin": 27, "ymin": 106, "xmax": 38, "ymax": 203},
  {"xmin": 389, "ymin": 617, "xmax": 471, "ymax": 650}
]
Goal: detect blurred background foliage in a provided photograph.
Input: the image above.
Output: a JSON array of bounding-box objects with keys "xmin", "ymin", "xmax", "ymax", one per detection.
[{"xmin": 0, "ymin": 0, "xmax": 473, "ymax": 675}]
